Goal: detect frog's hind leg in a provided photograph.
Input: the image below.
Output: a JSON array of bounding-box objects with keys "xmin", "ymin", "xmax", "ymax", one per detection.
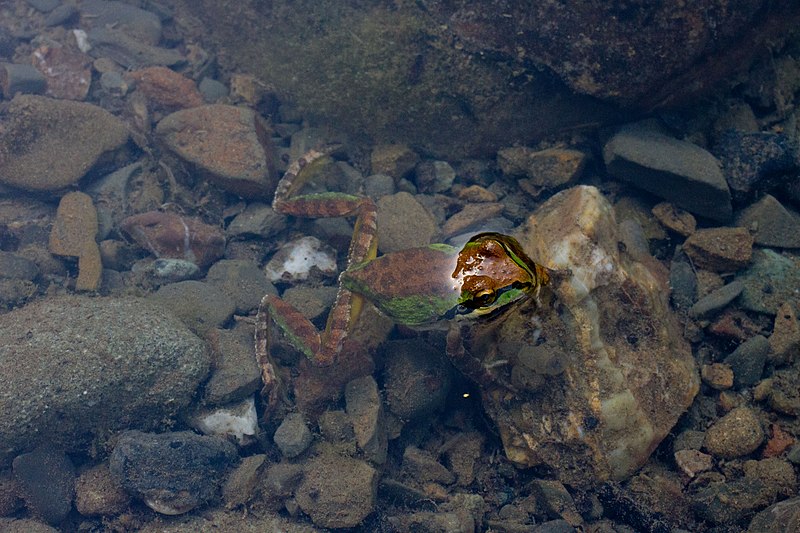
[{"xmin": 264, "ymin": 145, "xmax": 379, "ymax": 367}]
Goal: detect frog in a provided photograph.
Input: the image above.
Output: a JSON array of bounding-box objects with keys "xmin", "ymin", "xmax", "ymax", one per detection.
[{"xmin": 254, "ymin": 144, "xmax": 553, "ymax": 412}]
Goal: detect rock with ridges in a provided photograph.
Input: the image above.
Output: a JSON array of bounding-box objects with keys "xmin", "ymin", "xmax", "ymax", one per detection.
[
  {"xmin": 604, "ymin": 124, "xmax": 732, "ymax": 221},
  {"xmin": 0, "ymin": 295, "xmax": 210, "ymax": 466}
]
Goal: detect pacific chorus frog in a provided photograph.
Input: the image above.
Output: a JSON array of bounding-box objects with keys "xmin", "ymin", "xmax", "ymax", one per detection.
[{"xmin": 255, "ymin": 144, "xmax": 554, "ymax": 411}]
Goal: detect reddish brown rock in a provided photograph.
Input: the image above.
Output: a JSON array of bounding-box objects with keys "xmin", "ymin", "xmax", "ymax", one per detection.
[
  {"xmin": 701, "ymin": 363, "xmax": 734, "ymax": 390},
  {"xmin": 156, "ymin": 105, "xmax": 277, "ymax": 198},
  {"xmin": 49, "ymin": 192, "xmax": 102, "ymax": 291},
  {"xmin": 127, "ymin": 66, "xmax": 204, "ymax": 110},
  {"xmin": 683, "ymin": 227, "xmax": 753, "ymax": 272},
  {"xmin": 31, "ymin": 46, "xmax": 92, "ymax": 101},
  {"xmin": 763, "ymin": 423, "xmax": 795, "ymax": 459},
  {"xmin": 121, "ymin": 211, "xmax": 225, "ymax": 268}
]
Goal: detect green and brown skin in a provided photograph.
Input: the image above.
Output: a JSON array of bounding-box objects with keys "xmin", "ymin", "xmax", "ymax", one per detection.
[{"xmin": 255, "ymin": 145, "xmax": 551, "ymax": 408}]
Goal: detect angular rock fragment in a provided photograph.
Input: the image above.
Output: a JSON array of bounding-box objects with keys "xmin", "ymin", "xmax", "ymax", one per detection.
[{"xmin": 604, "ymin": 124, "xmax": 732, "ymax": 221}]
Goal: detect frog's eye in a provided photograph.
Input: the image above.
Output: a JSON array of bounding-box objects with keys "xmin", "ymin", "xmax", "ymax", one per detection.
[{"xmin": 469, "ymin": 290, "xmax": 497, "ymax": 309}]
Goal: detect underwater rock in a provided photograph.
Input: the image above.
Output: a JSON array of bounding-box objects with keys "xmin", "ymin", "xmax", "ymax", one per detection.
[
  {"xmin": 110, "ymin": 430, "xmax": 238, "ymax": 515},
  {"xmin": 0, "ymin": 95, "xmax": 128, "ymax": 192},
  {"xmin": 12, "ymin": 447, "xmax": 74, "ymax": 525},
  {"xmin": 0, "ymin": 296, "xmax": 210, "ymax": 466},
  {"xmin": 477, "ymin": 185, "xmax": 700, "ymax": 486},
  {"xmin": 121, "ymin": 211, "xmax": 225, "ymax": 268},
  {"xmin": 156, "ymin": 104, "xmax": 277, "ymax": 198},
  {"xmin": 48, "ymin": 192, "xmax": 102, "ymax": 291}
]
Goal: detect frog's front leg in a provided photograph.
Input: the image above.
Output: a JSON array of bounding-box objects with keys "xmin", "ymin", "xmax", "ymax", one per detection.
[
  {"xmin": 255, "ymin": 145, "xmax": 378, "ymax": 404},
  {"xmin": 446, "ymin": 320, "xmax": 516, "ymax": 393}
]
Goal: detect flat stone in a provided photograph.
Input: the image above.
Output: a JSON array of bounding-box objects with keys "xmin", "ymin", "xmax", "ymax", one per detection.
[
  {"xmin": 81, "ymin": 0, "xmax": 163, "ymax": 44},
  {"xmin": 703, "ymin": 406, "xmax": 764, "ymax": 459},
  {"xmin": 296, "ymin": 452, "xmax": 378, "ymax": 528},
  {"xmin": 735, "ymin": 194, "xmax": 800, "ymax": 248},
  {"xmin": 226, "ymin": 202, "xmax": 288, "ymax": 240},
  {"xmin": 110, "ymin": 430, "xmax": 238, "ymax": 515},
  {"xmin": 49, "ymin": 192, "xmax": 102, "ymax": 291},
  {"xmin": 511, "ymin": 185, "xmax": 699, "ymax": 484},
  {"xmin": 376, "ymin": 192, "xmax": 438, "ymax": 253},
  {"xmin": 0, "ymin": 296, "xmax": 210, "ymax": 466},
  {"xmin": 688, "ymin": 280, "xmax": 743, "ymax": 319},
  {"xmin": 0, "ymin": 95, "xmax": 128, "ymax": 191},
  {"xmin": 683, "ymin": 227, "xmax": 753, "ymax": 272},
  {"xmin": 603, "ymin": 123, "xmax": 732, "ymax": 221},
  {"xmin": 157, "ymin": 105, "xmax": 277, "ymax": 198},
  {"xmin": 442, "ymin": 201, "xmax": 505, "ymax": 238},
  {"xmin": 87, "ymin": 27, "xmax": 184, "ymax": 68}
]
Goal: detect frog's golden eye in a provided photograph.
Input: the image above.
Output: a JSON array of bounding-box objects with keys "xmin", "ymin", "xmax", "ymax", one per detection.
[{"xmin": 470, "ymin": 290, "xmax": 497, "ymax": 309}]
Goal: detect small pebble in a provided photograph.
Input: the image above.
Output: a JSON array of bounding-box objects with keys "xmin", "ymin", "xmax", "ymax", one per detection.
[
  {"xmin": 703, "ymin": 406, "xmax": 764, "ymax": 459},
  {"xmin": 688, "ymin": 280, "xmax": 743, "ymax": 319},
  {"xmin": 674, "ymin": 449, "xmax": 713, "ymax": 478},
  {"xmin": 701, "ymin": 363, "xmax": 734, "ymax": 390},
  {"xmin": 74, "ymin": 464, "xmax": 130, "ymax": 517},
  {"xmin": 12, "ymin": 447, "xmax": 75, "ymax": 525},
  {"xmin": 724, "ymin": 334, "xmax": 769, "ymax": 388},
  {"xmin": 273, "ymin": 413, "xmax": 313, "ymax": 458},
  {"xmin": 652, "ymin": 202, "xmax": 696, "ymax": 236}
]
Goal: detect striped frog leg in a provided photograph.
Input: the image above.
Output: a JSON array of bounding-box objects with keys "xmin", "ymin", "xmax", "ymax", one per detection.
[{"xmin": 255, "ymin": 146, "xmax": 378, "ymax": 402}]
